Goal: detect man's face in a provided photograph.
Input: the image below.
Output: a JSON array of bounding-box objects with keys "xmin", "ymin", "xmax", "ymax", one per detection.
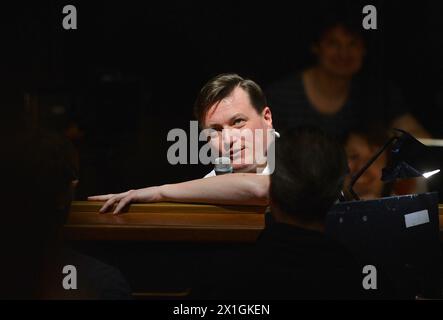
[{"xmin": 202, "ymin": 87, "xmax": 273, "ymax": 172}]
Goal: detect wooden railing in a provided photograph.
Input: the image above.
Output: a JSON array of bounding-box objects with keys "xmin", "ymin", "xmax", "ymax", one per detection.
[
  {"xmin": 64, "ymin": 201, "xmax": 267, "ymax": 243},
  {"xmin": 64, "ymin": 202, "xmax": 443, "ymax": 242}
]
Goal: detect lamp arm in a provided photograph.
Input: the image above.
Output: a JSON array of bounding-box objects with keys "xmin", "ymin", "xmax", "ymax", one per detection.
[{"xmin": 349, "ymin": 136, "xmax": 399, "ymax": 200}]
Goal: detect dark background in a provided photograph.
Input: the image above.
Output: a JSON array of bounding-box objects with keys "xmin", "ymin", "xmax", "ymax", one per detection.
[{"xmin": 3, "ymin": 0, "xmax": 443, "ymax": 198}]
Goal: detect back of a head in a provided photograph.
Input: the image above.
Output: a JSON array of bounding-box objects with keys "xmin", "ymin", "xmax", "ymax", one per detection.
[{"xmin": 270, "ymin": 127, "xmax": 348, "ymax": 222}]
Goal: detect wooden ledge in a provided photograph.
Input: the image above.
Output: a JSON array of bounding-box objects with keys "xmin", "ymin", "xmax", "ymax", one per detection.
[
  {"xmin": 64, "ymin": 202, "xmax": 443, "ymax": 243},
  {"xmin": 64, "ymin": 201, "xmax": 267, "ymax": 243}
]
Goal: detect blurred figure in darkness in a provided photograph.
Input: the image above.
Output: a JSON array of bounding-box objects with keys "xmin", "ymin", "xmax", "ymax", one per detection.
[
  {"xmin": 343, "ymin": 124, "xmax": 393, "ymax": 200},
  {"xmin": 0, "ymin": 128, "xmax": 131, "ymax": 299},
  {"xmin": 343, "ymin": 124, "xmax": 426, "ymax": 200},
  {"xmin": 267, "ymin": 11, "xmax": 430, "ymax": 139}
]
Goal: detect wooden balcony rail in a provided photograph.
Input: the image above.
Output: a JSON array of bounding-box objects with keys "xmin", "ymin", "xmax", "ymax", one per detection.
[
  {"xmin": 64, "ymin": 202, "xmax": 443, "ymax": 242},
  {"xmin": 64, "ymin": 201, "xmax": 267, "ymax": 243}
]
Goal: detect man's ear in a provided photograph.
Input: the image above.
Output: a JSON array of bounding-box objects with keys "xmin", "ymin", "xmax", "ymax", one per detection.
[{"xmin": 262, "ymin": 106, "xmax": 273, "ymax": 128}]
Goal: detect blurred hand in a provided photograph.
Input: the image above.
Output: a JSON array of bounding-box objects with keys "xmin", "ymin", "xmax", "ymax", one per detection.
[{"xmin": 88, "ymin": 187, "xmax": 162, "ymax": 214}]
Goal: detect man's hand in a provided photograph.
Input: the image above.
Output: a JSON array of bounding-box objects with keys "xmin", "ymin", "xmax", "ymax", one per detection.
[
  {"xmin": 88, "ymin": 174, "xmax": 269, "ymax": 214},
  {"xmin": 88, "ymin": 187, "xmax": 162, "ymax": 214}
]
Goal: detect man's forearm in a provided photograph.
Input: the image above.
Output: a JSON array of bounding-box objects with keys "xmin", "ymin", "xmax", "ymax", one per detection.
[{"xmin": 158, "ymin": 173, "xmax": 270, "ymax": 206}]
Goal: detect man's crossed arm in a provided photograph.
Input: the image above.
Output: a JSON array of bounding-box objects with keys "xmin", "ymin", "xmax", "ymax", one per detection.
[{"xmin": 88, "ymin": 173, "xmax": 270, "ymax": 214}]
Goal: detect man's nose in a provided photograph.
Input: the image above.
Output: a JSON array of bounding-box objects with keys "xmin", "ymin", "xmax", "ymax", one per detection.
[
  {"xmin": 221, "ymin": 129, "xmax": 242, "ymax": 155},
  {"xmin": 220, "ymin": 130, "xmax": 233, "ymax": 156}
]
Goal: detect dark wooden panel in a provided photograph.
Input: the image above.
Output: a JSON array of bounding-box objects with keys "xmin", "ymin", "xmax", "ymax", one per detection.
[
  {"xmin": 65, "ymin": 202, "xmax": 443, "ymax": 242},
  {"xmin": 64, "ymin": 201, "xmax": 266, "ymax": 243}
]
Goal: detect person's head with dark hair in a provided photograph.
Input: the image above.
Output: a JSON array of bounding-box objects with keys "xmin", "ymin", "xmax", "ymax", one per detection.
[
  {"xmin": 194, "ymin": 73, "xmax": 268, "ymax": 126},
  {"xmin": 342, "ymin": 123, "xmax": 392, "ymax": 200},
  {"xmin": 1, "ymin": 128, "xmax": 78, "ymax": 298},
  {"xmin": 270, "ymin": 126, "xmax": 348, "ymax": 229},
  {"xmin": 309, "ymin": 10, "xmax": 366, "ymax": 78},
  {"xmin": 194, "ymin": 73, "xmax": 274, "ymax": 173}
]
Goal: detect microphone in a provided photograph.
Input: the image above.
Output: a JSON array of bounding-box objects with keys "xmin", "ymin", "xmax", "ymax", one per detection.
[{"xmin": 214, "ymin": 157, "xmax": 233, "ymax": 175}]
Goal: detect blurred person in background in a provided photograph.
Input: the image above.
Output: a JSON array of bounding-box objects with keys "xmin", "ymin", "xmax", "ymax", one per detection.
[
  {"xmin": 343, "ymin": 123, "xmax": 424, "ymax": 200},
  {"xmin": 267, "ymin": 11, "xmax": 430, "ymax": 139},
  {"xmin": 343, "ymin": 124, "xmax": 393, "ymax": 200}
]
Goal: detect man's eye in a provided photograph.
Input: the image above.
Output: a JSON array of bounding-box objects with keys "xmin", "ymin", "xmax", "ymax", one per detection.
[{"xmin": 233, "ymin": 119, "xmax": 245, "ymax": 126}]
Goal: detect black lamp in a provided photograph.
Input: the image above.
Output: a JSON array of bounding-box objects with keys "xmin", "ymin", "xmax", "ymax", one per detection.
[{"xmin": 349, "ymin": 129, "xmax": 440, "ymax": 200}]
